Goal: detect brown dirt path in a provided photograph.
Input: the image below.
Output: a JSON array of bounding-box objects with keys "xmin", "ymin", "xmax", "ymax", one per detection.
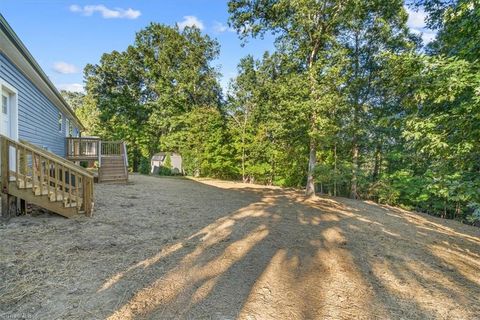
[{"xmin": 1, "ymin": 174, "xmax": 479, "ymax": 319}]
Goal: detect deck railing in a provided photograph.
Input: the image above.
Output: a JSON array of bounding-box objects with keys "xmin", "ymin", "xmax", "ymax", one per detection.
[
  {"xmin": 66, "ymin": 138, "xmax": 127, "ymax": 161},
  {"xmin": 1, "ymin": 135, "xmax": 94, "ymax": 216},
  {"xmin": 66, "ymin": 137, "xmax": 100, "ymax": 160},
  {"xmin": 100, "ymin": 141, "xmax": 123, "ymax": 157}
]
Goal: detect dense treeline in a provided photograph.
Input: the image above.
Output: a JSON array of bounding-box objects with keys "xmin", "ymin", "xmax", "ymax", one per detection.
[{"xmin": 68, "ymin": 0, "xmax": 480, "ymax": 225}]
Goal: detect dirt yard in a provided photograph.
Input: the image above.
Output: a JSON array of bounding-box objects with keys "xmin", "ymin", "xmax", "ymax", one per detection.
[{"xmin": 1, "ymin": 174, "xmax": 479, "ymax": 319}]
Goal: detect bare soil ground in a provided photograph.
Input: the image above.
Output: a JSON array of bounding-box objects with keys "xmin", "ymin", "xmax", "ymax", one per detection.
[{"xmin": 1, "ymin": 174, "xmax": 479, "ymax": 320}]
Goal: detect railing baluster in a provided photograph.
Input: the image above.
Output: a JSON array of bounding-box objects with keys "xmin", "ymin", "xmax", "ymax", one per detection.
[
  {"xmin": 32, "ymin": 152, "xmax": 36, "ymax": 188},
  {"xmin": 15, "ymin": 145, "xmax": 19, "ymax": 187},
  {"xmin": 75, "ymin": 173, "xmax": 79, "ymax": 209},
  {"xmin": 54, "ymin": 163, "xmax": 58, "ymax": 202},
  {"xmin": 61, "ymin": 165, "xmax": 66, "ymax": 204},
  {"xmin": 46, "ymin": 159, "xmax": 50, "ymax": 197},
  {"xmin": 23, "ymin": 147, "xmax": 27, "ymax": 187},
  {"xmin": 68, "ymin": 170, "xmax": 72, "ymax": 207},
  {"xmin": 40, "ymin": 156, "xmax": 44, "ymax": 195}
]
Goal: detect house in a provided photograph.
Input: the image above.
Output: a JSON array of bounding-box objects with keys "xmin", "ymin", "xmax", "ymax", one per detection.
[
  {"xmin": 0, "ymin": 14, "xmax": 127, "ymax": 219},
  {"xmin": 0, "ymin": 15, "xmax": 82, "ymax": 154},
  {"xmin": 151, "ymin": 152, "xmax": 183, "ymax": 174}
]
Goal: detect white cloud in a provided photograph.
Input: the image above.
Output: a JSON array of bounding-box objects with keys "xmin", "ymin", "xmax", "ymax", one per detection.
[
  {"xmin": 405, "ymin": 6, "xmax": 427, "ymax": 29},
  {"xmin": 57, "ymin": 83, "xmax": 84, "ymax": 93},
  {"xmin": 177, "ymin": 16, "xmax": 204, "ymax": 30},
  {"xmin": 213, "ymin": 21, "xmax": 234, "ymax": 33},
  {"xmin": 69, "ymin": 4, "xmax": 141, "ymax": 19},
  {"xmin": 69, "ymin": 4, "xmax": 82, "ymax": 12},
  {"xmin": 411, "ymin": 28, "xmax": 437, "ymax": 44},
  {"xmin": 53, "ymin": 61, "xmax": 78, "ymax": 74},
  {"xmin": 405, "ymin": 6, "xmax": 436, "ymax": 44},
  {"xmin": 420, "ymin": 30, "xmax": 436, "ymax": 44}
]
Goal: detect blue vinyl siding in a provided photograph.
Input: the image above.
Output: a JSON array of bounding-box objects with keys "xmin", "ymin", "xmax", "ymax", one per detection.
[{"xmin": 0, "ymin": 53, "xmax": 79, "ymax": 157}]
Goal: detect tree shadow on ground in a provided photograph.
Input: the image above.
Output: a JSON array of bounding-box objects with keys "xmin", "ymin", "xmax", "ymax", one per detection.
[{"xmin": 94, "ymin": 178, "xmax": 480, "ymax": 319}]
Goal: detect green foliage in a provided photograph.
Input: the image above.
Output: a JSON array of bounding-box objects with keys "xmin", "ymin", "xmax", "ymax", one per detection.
[
  {"xmin": 60, "ymin": 90, "xmax": 84, "ymax": 111},
  {"xmin": 138, "ymin": 157, "xmax": 151, "ymax": 175},
  {"xmin": 466, "ymin": 203, "xmax": 480, "ymax": 224},
  {"xmin": 164, "ymin": 153, "xmax": 172, "ymax": 169},
  {"xmin": 157, "ymin": 166, "xmax": 172, "ymax": 176},
  {"xmin": 84, "ymin": 23, "xmax": 223, "ymax": 172},
  {"xmin": 371, "ymin": 170, "xmax": 429, "ymax": 207},
  {"xmin": 167, "ymin": 107, "xmax": 236, "ymax": 178},
  {"xmin": 77, "ymin": 1, "xmax": 479, "ymax": 225}
]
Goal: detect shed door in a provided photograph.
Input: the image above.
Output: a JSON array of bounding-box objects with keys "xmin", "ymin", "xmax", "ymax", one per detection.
[{"xmin": 1, "ymin": 91, "xmax": 10, "ymax": 138}]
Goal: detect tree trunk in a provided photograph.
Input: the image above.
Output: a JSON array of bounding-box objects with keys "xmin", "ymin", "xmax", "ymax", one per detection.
[
  {"xmin": 334, "ymin": 142, "xmax": 337, "ymax": 197},
  {"xmin": 372, "ymin": 144, "xmax": 381, "ymax": 182},
  {"xmin": 306, "ymin": 138, "xmax": 317, "ymax": 197},
  {"xmin": 351, "ymin": 142, "xmax": 359, "ymax": 199},
  {"xmin": 241, "ymin": 132, "xmax": 246, "ymax": 182},
  {"xmin": 304, "ymin": 42, "xmax": 321, "ymax": 198},
  {"xmin": 241, "ymin": 112, "xmax": 249, "ymax": 183},
  {"xmin": 350, "ymin": 30, "xmax": 361, "ymax": 200}
]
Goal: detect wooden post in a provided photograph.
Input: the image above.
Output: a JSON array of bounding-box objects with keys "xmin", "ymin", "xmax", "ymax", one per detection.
[
  {"xmin": 20, "ymin": 198, "xmax": 26, "ymax": 215},
  {"xmin": 82, "ymin": 175, "xmax": 87, "ymax": 214},
  {"xmin": 83, "ymin": 175, "xmax": 92, "ymax": 216},
  {"xmin": 1, "ymin": 137, "xmax": 11, "ymax": 219}
]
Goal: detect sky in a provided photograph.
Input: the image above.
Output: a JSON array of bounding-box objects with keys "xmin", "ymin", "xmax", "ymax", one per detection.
[{"xmin": 0, "ymin": 1, "xmax": 434, "ymax": 94}]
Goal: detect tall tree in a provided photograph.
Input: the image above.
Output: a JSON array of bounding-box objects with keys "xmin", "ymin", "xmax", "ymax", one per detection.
[
  {"xmin": 229, "ymin": 0, "xmax": 352, "ymax": 196},
  {"xmin": 339, "ymin": 0, "xmax": 414, "ymax": 198},
  {"xmin": 84, "ymin": 23, "xmax": 222, "ymax": 171}
]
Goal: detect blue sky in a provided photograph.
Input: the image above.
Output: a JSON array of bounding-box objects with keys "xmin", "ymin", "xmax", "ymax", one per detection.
[{"xmin": 1, "ymin": 1, "xmax": 433, "ymax": 94}]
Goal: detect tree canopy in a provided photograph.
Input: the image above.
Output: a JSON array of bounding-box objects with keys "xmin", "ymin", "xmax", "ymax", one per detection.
[{"xmin": 74, "ymin": 0, "xmax": 480, "ymax": 225}]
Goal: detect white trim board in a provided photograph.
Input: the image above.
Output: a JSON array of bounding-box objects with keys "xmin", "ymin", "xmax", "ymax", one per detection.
[{"xmin": 0, "ymin": 77, "xmax": 19, "ymax": 141}]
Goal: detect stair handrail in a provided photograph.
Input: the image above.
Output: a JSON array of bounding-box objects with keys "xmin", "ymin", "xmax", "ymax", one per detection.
[
  {"xmin": 1, "ymin": 135, "xmax": 94, "ymax": 217},
  {"xmin": 122, "ymin": 141, "xmax": 129, "ymax": 179},
  {"xmin": 20, "ymin": 139, "xmax": 94, "ymax": 178}
]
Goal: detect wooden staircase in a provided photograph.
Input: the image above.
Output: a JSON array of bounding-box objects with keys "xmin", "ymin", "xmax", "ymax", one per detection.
[
  {"xmin": 66, "ymin": 138, "xmax": 128, "ymax": 183},
  {"xmin": 98, "ymin": 141, "xmax": 128, "ymax": 183},
  {"xmin": 99, "ymin": 155, "xmax": 128, "ymax": 182},
  {"xmin": 0, "ymin": 136, "xmax": 94, "ymax": 218}
]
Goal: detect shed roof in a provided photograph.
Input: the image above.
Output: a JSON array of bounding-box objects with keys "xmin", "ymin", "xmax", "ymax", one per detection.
[{"xmin": 152, "ymin": 152, "xmax": 181, "ymax": 161}]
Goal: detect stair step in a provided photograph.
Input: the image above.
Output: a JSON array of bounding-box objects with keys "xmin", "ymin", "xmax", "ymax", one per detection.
[
  {"xmin": 17, "ymin": 179, "xmax": 33, "ymax": 189},
  {"xmin": 8, "ymin": 182, "xmax": 79, "ymax": 218},
  {"xmin": 64, "ymin": 201, "xmax": 80, "ymax": 208},
  {"xmin": 50, "ymin": 193, "xmax": 64, "ymax": 202},
  {"xmin": 49, "ymin": 191, "xmax": 70, "ymax": 202},
  {"xmin": 101, "ymin": 176, "xmax": 127, "ymax": 180},
  {"xmin": 101, "ymin": 175, "xmax": 127, "ymax": 180},
  {"xmin": 101, "ymin": 167, "xmax": 127, "ymax": 174},
  {"xmin": 12, "ymin": 174, "xmax": 33, "ymax": 189},
  {"xmin": 33, "ymin": 186, "xmax": 49, "ymax": 196}
]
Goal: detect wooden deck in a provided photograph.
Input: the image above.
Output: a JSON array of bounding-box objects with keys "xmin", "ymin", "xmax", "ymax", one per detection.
[{"xmin": 66, "ymin": 137, "xmax": 128, "ymax": 183}]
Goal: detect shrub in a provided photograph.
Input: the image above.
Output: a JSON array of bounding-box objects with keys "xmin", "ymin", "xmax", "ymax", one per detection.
[
  {"xmin": 138, "ymin": 157, "xmax": 150, "ymax": 174},
  {"xmin": 466, "ymin": 203, "xmax": 480, "ymax": 225},
  {"xmin": 157, "ymin": 165, "xmax": 172, "ymax": 176}
]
